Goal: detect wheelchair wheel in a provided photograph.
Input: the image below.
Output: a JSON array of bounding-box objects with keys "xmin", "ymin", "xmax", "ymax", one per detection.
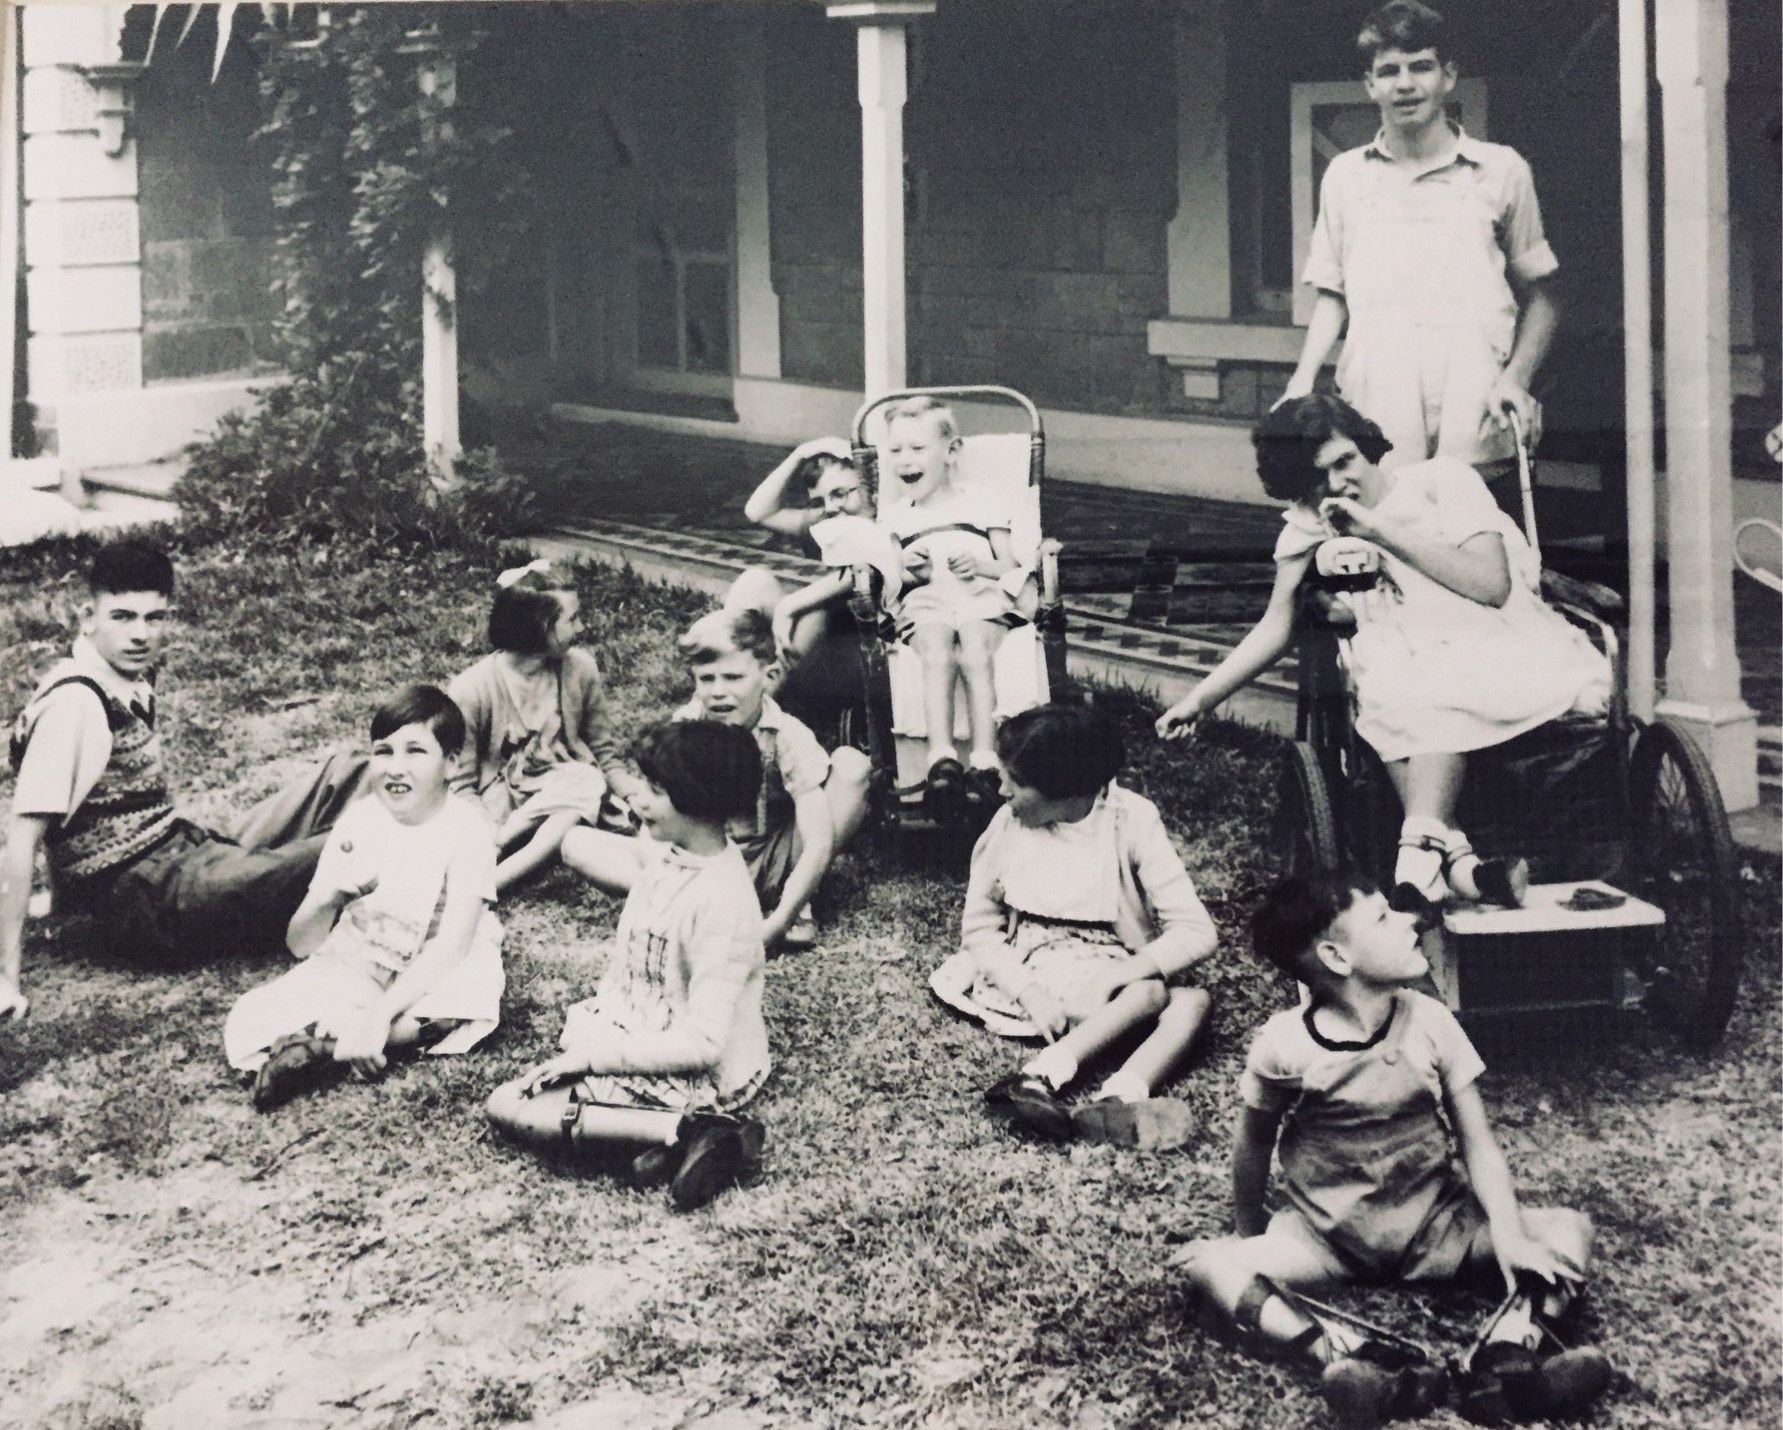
[
  {"xmin": 1628, "ymin": 718, "xmax": 1744, "ymax": 1051},
  {"xmin": 1273, "ymin": 742, "xmax": 1341, "ymax": 877}
]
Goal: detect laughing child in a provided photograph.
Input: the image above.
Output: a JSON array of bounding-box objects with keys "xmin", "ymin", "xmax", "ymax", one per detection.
[
  {"xmin": 877, "ymin": 396, "xmax": 1022, "ymax": 819},
  {"xmin": 224, "ymin": 685, "xmax": 505, "ymax": 1111}
]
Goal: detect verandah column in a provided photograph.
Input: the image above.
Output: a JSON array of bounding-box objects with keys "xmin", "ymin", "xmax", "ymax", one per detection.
[
  {"xmin": 827, "ymin": 0, "xmax": 933, "ymax": 400},
  {"xmin": 404, "ymin": 26, "xmax": 459, "ymax": 485},
  {"xmin": 1654, "ymin": 0, "xmax": 1756, "ymax": 809}
]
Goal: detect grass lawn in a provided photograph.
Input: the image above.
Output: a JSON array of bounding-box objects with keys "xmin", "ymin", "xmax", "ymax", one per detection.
[{"xmin": 1, "ymin": 535, "xmax": 1777, "ymax": 1430}]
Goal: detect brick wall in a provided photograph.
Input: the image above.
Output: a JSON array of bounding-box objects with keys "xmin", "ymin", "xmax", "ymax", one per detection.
[
  {"xmin": 767, "ymin": 2, "xmax": 1178, "ymax": 415},
  {"xmin": 134, "ymin": 39, "xmax": 277, "ymax": 383}
]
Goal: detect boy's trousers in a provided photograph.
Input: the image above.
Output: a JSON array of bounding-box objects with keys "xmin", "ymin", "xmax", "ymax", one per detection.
[{"xmin": 74, "ymin": 749, "xmax": 372, "ymax": 966}]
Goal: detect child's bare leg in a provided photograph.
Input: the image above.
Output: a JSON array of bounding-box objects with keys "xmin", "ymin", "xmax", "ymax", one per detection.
[
  {"xmin": 1098, "ymin": 986, "xmax": 1212, "ymax": 1101},
  {"xmin": 1024, "ymin": 979, "xmax": 1169, "ymax": 1090},
  {"xmin": 1178, "ymin": 1231, "xmax": 1352, "ymax": 1362},
  {"xmin": 1387, "ymin": 752, "xmax": 1525, "ymax": 906},
  {"xmin": 560, "ymin": 827, "xmax": 646, "ymax": 897},
  {"xmin": 497, "ymin": 811, "xmax": 580, "ymax": 893},
  {"xmin": 825, "ymin": 747, "xmax": 872, "ymax": 849},
  {"xmin": 724, "ymin": 567, "xmax": 789, "ymax": 620},
  {"xmin": 911, "ymin": 624, "xmax": 961, "ymax": 766},
  {"xmin": 956, "ymin": 619, "xmax": 1007, "ymax": 767}
]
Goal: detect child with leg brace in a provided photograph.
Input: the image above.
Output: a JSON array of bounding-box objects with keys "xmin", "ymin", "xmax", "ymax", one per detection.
[{"xmin": 1176, "ymin": 873, "xmax": 1610, "ymax": 1428}]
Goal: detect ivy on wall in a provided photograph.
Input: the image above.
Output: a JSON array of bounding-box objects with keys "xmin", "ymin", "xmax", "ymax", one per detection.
[{"xmin": 175, "ymin": 4, "xmax": 540, "ymax": 551}]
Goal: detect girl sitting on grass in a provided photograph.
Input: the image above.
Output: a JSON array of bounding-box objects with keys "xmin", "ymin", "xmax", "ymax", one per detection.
[
  {"xmin": 935, "ymin": 702, "xmax": 1219, "ymax": 1148},
  {"xmin": 485, "ymin": 720, "xmax": 769, "ymax": 1213},
  {"xmin": 448, "ymin": 561, "xmax": 645, "ymax": 894},
  {"xmin": 225, "ymin": 685, "xmax": 505, "ymax": 1111}
]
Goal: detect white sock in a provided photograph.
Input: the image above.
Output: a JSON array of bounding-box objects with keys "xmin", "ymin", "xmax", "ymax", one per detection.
[
  {"xmin": 967, "ymin": 749, "xmax": 1000, "ymax": 772},
  {"xmin": 1092, "ymin": 1070, "xmax": 1151, "ymax": 1104},
  {"xmin": 1022, "ymin": 1046, "xmax": 1078, "ymax": 1090},
  {"xmin": 927, "ymin": 745, "xmax": 959, "ymax": 771},
  {"xmin": 1394, "ymin": 815, "xmax": 1449, "ymax": 897}
]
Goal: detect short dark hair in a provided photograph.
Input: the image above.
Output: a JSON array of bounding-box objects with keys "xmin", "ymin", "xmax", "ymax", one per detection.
[
  {"xmin": 1251, "ymin": 395, "xmax": 1394, "ymax": 504},
  {"xmin": 369, "ymin": 683, "xmax": 466, "ymax": 759},
  {"xmin": 795, "ymin": 452, "xmax": 858, "ymax": 502},
  {"xmin": 996, "ymin": 702, "xmax": 1123, "ymax": 799},
  {"xmin": 89, "ymin": 538, "xmax": 174, "ymax": 599},
  {"xmin": 488, "ymin": 584, "xmax": 566, "ymax": 656},
  {"xmin": 633, "ymin": 720, "xmax": 762, "ymax": 823},
  {"xmin": 678, "ymin": 606, "xmax": 778, "ymax": 669},
  {"xmin": 1250, "ymin": 872, "xmax": 1377, "ymax": 978},
  {"xmin": 1357, "ymin": 1, "xmax": 1448, "ymax": 67}
]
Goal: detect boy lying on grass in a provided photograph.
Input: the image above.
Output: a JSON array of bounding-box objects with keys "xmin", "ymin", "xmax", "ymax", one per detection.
[
  {"xmin": 3, "ymin": 538, "xmax": 369, "ymax": 1022},
  {"xmin": 1175, "ymin": 873, "xmax": 1610, "ymax": 1428},
  {"xmin": 225, "ymin": 685, "xmax": 505, "ymax": 1111},
  {"xmin": 564, "ymin": 608, "xmax": 868, "ymax": 952},
  {"xmin": 486, "ymin": 721, "xmax": 768, "ymax": 1213}
]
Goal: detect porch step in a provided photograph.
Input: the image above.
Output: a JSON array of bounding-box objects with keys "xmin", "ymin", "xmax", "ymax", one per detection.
[
  {"xmin": 528, "ymin": 517, "xmax": 1301, "ymax": 736},
  {"xmin": 81, "ymin": 459, "xmax": 186, "ymax": 503}
]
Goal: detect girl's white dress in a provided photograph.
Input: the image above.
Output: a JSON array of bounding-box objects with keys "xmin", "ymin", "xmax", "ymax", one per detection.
[
  {"xmin": 223, "ymin": 794, "xmax": 505, "ymax": 1071},
  {"xmin": 1275, "ymin": 457, "xmax": 1610, "ymax": 763}
]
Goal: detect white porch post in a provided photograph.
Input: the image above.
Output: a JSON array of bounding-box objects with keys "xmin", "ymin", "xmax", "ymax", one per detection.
[
  {"xmin": 1161, "ymin": 0, "xmax": 1229, "ymax": 400},
  {"xmin": 1654, "ymin": 0, "xmax": 1756, "ymax": 809},
  {"xmin": 1618, "ymin": 0, "xmax": 1656, "ymax": 723},
  {"xmin": 0, "ymin": 3, "xmax": 17, "ymax": 465},
  {"xmin": 733, "ymin": 8, "xmax": 779, "ymax": 381},
  {"xmin": 414, "ymin": 42, "xmax": 459, "ymax": 484},
  {"xmin": 827, "ymin": 0, "xmax": 932, "ymax": 400}
]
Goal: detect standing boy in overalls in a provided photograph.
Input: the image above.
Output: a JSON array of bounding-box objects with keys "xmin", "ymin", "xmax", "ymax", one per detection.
[{"xmin": 1279, "ymin": 1, "xmax": 1559, "ymax": 490}]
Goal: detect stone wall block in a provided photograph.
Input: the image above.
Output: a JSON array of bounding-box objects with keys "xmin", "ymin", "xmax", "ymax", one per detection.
[
  {"xmin": 24, "ymin": 134, "xmax": 138, "ymax": 202},
  {"xmin": 22, "ymin": 67, "xmax": 97, "ymax": 135},
  {"xmin": 30, "ymin": 334, "xmax": 144, "ymax": 397},
  {"xmin": 140, "ymin": 243, "xmax": 192, "ymax": 317},
  {"xmin": 144, "ymin": 326, "xmax": 254, "ymax": 382},
  {"xmin": 25, "ymin": 200, "xmax": 140, "ymax": 268},
  {"xmin": 28, "ymin": 265, "xmax": 143, "ymax": 336},
  {"xmin": 21, "ymin": 7, "xmax": 110, "ymax": 67}
]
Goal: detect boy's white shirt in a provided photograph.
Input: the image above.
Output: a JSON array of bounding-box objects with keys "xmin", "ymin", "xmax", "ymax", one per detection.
[{"xmin": 311, "ymin": 794, "xmax": 497, "ymax": 973}]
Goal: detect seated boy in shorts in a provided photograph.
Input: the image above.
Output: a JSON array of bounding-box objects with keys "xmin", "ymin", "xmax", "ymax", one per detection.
[
  {"xmin": 877, "ymin": 396, "xmax": 1022, "ymax": 819},
  {"xmin": 1175, "ymin": 874, "xmax": 1611, "ymax": 1428},
  {"xmin": 563, "ymin": 608, "xmax": 869, "ymax": 951}
]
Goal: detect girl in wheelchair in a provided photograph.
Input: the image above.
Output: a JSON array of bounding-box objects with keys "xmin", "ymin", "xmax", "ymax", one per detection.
[{"xmin": 1156, "ymin": 395, "xmax": 1610, "ymax": 916}]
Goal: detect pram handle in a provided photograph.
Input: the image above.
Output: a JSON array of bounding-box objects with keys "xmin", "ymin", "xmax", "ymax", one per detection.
[
  {"xmin": 850, "ymin": 385, "xmax": 1046, "ymax": 495},
  {"xmin": 1505, "ymin": 407, "xmax": 1541, "ymax": 562}
]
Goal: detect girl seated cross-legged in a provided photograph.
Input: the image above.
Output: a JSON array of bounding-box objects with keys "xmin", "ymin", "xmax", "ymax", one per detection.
[
  {"xmin": 448, "ymin": 561, "xmax": 645, "ymax": 894},
  {"xmin": 932, "ymin": 702, "xmax": 1220, "ymax": 1148},
  {"xmin": 1156, "ymin": 395, "xmax": 1610, "ymax": 917},
  {"xmin": 485, "ymin": 720, "xmax": 769, "ymax": 1213}
]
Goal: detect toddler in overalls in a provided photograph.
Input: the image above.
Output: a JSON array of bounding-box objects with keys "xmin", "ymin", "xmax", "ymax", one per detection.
[{"xmin": 1175, "ymin": 874, "xmax": 1612, "ymax": 1428}]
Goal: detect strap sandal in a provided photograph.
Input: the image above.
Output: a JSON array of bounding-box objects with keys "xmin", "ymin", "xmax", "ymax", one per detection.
[
  {"xmin": 1323, "ymin": 1352, "xmax": 1450, "ymax": 1429},
  {"xmin": 669, "ymin": 1110, "xmax": 761, "ymax": 1211},
  {"xmin": 984, "ymin": 1072, "xmax": 1073, "ymax": 1140},
  {"xmin": 251, "ymin": 1031, "xmax": 341, "ymax": 1112},
  {"xmin": 964, "ymin": 765, "xmax": 1004, "ymax": 810},
  {"xmin": 1387, "ymin": 881, "xmax": 1442, "ymax": 933},
  {"xmin": 923, "ymin": 757, "xmax": 969, "ymax": 826},
  {"xmin": 1458, "ymin": 1288, "xmax": 1611, "ymax": 1425},
  {"xmin": 1070, "ymin": 1097, "xmax": 1198, "ymax": 1151}
]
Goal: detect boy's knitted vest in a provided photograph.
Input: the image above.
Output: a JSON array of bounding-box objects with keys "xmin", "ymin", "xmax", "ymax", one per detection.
[{"xmin": 10, "ymin": 664, "xmax": 179, "ymax": 886}]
